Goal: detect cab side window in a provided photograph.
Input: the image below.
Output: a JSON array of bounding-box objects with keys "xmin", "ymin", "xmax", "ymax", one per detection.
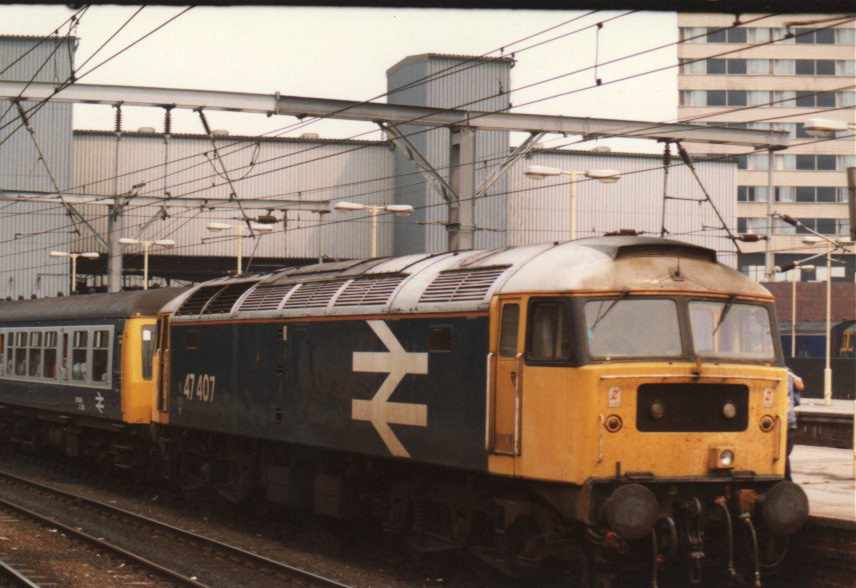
[
  {"xmin": 499, "ymin": 304, "xmax": 520, "ymax": 357},
  {"xmin": 527, "ymin": 299, "xmax": 572, "ymax": 362}
]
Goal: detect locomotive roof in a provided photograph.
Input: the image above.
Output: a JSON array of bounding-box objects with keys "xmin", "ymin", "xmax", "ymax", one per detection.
[
  {"xmin": 0, "ymin": 288, "xmax": 186, "ymax": 324},
  {"xmin": 165, "ymin": 236, "xmax": 773, "ymax": 322}
]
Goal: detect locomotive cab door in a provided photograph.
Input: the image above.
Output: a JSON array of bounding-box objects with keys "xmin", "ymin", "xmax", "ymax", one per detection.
[
  {"xmin": 155, "ymin": 313, "xmax": 171, "ymax": 422},
  {"xmin": 489, "ymin": 297, "xmax": 525, "ymax": 456}
]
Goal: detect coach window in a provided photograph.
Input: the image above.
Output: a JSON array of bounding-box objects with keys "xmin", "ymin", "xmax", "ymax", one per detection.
[
  {"xmin": 61, "ymin": 333, "xmax": 69, "ymax": 380},
  {"xmin": 92, "ymin": 330, "xmax": 110, "ymax": 384},
  {"xmin": 141, "ymin": 325, "xmax": 156, "ymax": 380},
  {"xmin": 28, "ymin": 331, "xmax": 42, "ymax": 378},
  {"xmin": 15, "ymin": 332, "xmax": 28, "ymax": 376},
  {"xmin": 5, "ymin": 332, "xmax": 14, "ymax": 376},
  {"xmin": 72, "ymin": 331, "xmax": 88, "ymax": 382},
  {"xmin": 527, "ymin": 300, "xmax": 571, "ymax": 362},
  {"xmin": 43, "ymin": 332, "xmax": 58, "ymax": 379},
  {"xmin": 0, "ymin": 332, "xmax": 5, "ymax": 376}
]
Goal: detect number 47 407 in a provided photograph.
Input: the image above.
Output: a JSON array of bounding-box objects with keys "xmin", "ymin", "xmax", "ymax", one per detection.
[{"xmin": 183, "ymin": 373, "xmax": 216, "ymax": 403}]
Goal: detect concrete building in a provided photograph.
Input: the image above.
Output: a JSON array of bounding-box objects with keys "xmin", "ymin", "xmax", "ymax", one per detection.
[
  {"xmin": 0, "ymin": 35, "xmax": 76, "ymax": 299},
  {"xmin": 677, "ymin": 13, "xmax": 856, "ymax": 281}
]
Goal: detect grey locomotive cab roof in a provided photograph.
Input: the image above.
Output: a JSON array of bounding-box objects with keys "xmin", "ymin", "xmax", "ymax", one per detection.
[
  {"xmin": 168, "ymin": 236, "xmax": 772, "ymax": 322},
  {"xmin": 0, "ymin": 287, "xmax": 187, "ymax": 323}
]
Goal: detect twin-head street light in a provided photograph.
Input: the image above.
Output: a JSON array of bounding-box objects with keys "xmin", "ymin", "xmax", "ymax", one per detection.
[
  {"xmin": 118, "ymin": 238, "xmax": 176, "ymax": 290},
  {"xmin": 334, "ymin": 201, "xmax": 414, "ymax": 258},
  {"xmin": 524, "ymin": 165, "xmax": 621, "ymax": 240},
  {"xmin": 48, "ymin": 250, "xmax": 99, "ymax": 293},
  {"xmin": 206, "ymin": 222, "xmax": 274, "ymax": 275},
  {"xmin": 776, "ymin": 213, "xmax": 852, "ymax": 407}
]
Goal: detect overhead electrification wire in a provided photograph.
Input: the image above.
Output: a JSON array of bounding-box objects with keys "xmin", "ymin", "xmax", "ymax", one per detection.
[
  {"xmin": 0, "ymin": 5, "xmax": 88, "ymax": 77},
  {"xmin": 0, "ymin": 11, "xmax": 840, "ymax": 266},
  {"xmin": 50, "ymin": 9, "xmax": 615, "ymax": 198},
  {"xmin": 0, "ymin": 129, "xmax": 851, "ymax": 276},
  {"xmin": 59, "ymin": 12, "xmax": 785, "ymax": 213},
  {"xmin": 0, "ymin": 6, "xmax": 194, "ymax": 148},
  {"xmin": 0, "ymin": 13, "xmax": 844, "ymax": 270}
]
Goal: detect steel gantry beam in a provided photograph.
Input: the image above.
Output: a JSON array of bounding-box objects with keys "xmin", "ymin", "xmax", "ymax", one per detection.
[
  {"xmin": 0, "ymin": 189, "xmax": 331, "ymax": 212},
  {"xmin": 0, "ymin": 81, "xmax": 790, "ymax": 148},
  {"xmin": 0, "ymin": 79, "xmax": 791, "ymax": 254}
]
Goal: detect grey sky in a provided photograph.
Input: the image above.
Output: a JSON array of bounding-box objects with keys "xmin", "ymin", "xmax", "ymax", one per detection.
[{"xmin": 3, "ymin": 5, "xmax": 677, "ymax": 151}]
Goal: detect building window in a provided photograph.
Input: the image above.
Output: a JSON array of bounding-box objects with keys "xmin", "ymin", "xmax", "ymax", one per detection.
[
  {"xmin": 795, "ymin": 59, "xmax": 836, "ymax": 75},
  {"xmin": 737, "ymin": 186, "xmax": 770, "ymax": 202},
  {"xmin": 707, "ymin": 27, "xmax": 747, "ymax": 43},
  {"xmin": 707, "ymin": 90, "xmax": 726, "ymax": 106},
  {"xmin": 795, "ymin": 27, "xmax": 836, "ymax": 44},
  {"xmin": 707, "ymin": 58, "xmax": 726, "ymax": 74}
]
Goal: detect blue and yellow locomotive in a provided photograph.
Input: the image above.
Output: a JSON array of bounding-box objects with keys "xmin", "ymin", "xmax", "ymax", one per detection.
[{"xmin": 0, "ymin": 236, "xmax": 808, "ymax": 586}]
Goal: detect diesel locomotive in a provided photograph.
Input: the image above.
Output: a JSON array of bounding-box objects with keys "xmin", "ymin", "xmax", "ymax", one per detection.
[{"xmin": 0, "ymin": 236, "xmax": 809, "ymax": 587}]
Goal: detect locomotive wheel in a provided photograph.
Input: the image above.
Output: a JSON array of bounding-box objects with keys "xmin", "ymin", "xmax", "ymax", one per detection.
[{"xmin": 503, "ymin": 515, "xmax": 540, "ymax": 577}]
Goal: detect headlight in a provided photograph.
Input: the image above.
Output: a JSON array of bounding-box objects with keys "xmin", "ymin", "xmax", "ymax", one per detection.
[
  {"xmin": 722, "ymin": 402, "xmax": 737, "ymax": 419},
  {"xmin": 708, "ymin": 446, "xmax": 736, "ymax": 469},
  {"xmin": 649, "ymin": 400, "xmax": 665, "ymax": 420}
]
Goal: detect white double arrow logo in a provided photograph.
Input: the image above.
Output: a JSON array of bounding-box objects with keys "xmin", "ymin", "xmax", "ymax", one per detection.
[{"xmin": 351, "ymin": 320, "xmax": 428, "ymax": 458}]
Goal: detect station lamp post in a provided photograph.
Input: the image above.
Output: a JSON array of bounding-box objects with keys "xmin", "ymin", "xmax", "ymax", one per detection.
[
  {"xmin": 48, "ymin": 250, "xmax": 99, "ymax": 293},
  {"xmin": 206, "ymin": 222, "xmax": 273, "ymax": 275},
  {"xmin": 333, "ymin": 201, "xmax": 414, "ymax": 258},
  {"xmin": 524, "ymin": 166, "xmax": 621, "ymax": 240},
  {"xmin": 118, "ymin": 238, "xmax": 176, "ymax": 290}
]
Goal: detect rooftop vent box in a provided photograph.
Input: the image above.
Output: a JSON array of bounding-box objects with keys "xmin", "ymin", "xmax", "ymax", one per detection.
[{"xmin": 300, "ymin": 132, "xmax": 320, "ymax": 140}]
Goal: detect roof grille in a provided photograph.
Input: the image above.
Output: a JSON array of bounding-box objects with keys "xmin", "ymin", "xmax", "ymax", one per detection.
[
  {"xmin": 334, "ymin": 275, "xmax": 406, "ymax": 307},
  {"xmin": 419, "ymin": 266, "xmax": 510, "ymax": 304},
  {"xmin": 283, "ymin": 279, "xmax": 349, "ymax": 310},
  {"xmin": 176, "ymin": 285, "xmax": 225, "ymax": 316},
  {"xmin": 616, "ymin": 244, "xmax": 716, "ymax": 263},
  {"xmin": 201, "ymin": 282, "xmax": 257, "ymax": 315},
  {"xmin": 238, "ymin": 284, "xmax": 296, "ymax": 312}
]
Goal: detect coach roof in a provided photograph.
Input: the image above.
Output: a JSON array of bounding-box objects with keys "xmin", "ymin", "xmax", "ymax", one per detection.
[{"xmin": 0, "ymin": 288, "xmax": 186, "ymax": 323}]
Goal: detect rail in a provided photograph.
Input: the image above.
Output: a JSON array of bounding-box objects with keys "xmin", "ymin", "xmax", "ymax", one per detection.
[{"xmin": 0, "ymin": 468, "xmax": 351, "ymax": 588}]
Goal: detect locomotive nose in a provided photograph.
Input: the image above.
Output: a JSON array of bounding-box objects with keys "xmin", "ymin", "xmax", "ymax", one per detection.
[
  {"xmin": 602, "ymin": 483, "xmax": 660, "ymax": 541},
  {"xmin": 760, "ymin": 481, "xmax": 809, "ymax": 536}
]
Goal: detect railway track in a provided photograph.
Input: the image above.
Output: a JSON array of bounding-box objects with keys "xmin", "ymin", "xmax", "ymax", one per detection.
[
  {"xmin": 0, "ymin": 558, "xmax": 40, "ymax": 588},
  {"xmin": 0, "ymin": 468, "xmax": 351, "ymax": 588}
]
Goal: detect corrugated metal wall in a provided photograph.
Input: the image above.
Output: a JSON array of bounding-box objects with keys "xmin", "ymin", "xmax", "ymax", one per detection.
[
  {"xmin": 387, "ymin": 54, "xmax": 512, "ymax": 254},
  {"xmin": 72, "ymin": 132, "xmax": 393, "ymax": 261},
  {"xmin": 0, "ymin": 36, "xmax": 75, "ymax": 299},
  {"xmin": 507, "ymin": 149, "xmax": 738, "ymax": 267}
]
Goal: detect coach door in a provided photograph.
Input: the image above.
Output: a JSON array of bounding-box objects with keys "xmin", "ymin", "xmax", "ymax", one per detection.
[{"xmin": 489, "ymin": 297, "xmax": 525, "ymax": 456}]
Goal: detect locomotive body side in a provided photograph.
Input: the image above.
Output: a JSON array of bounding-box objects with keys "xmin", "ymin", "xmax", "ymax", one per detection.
[{"xmin": 167, "ymin": 313, "xmax": 490, "ymax": 471}]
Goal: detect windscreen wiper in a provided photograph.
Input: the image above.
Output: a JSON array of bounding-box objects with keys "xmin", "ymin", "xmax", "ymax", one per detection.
[
  {"xmin": 712, "ymin": 295, "xmax": 737, "ymax": 335},
  {"xmin": 589, "ymin": 290, "xmax": 630, "ymax": 333}
]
